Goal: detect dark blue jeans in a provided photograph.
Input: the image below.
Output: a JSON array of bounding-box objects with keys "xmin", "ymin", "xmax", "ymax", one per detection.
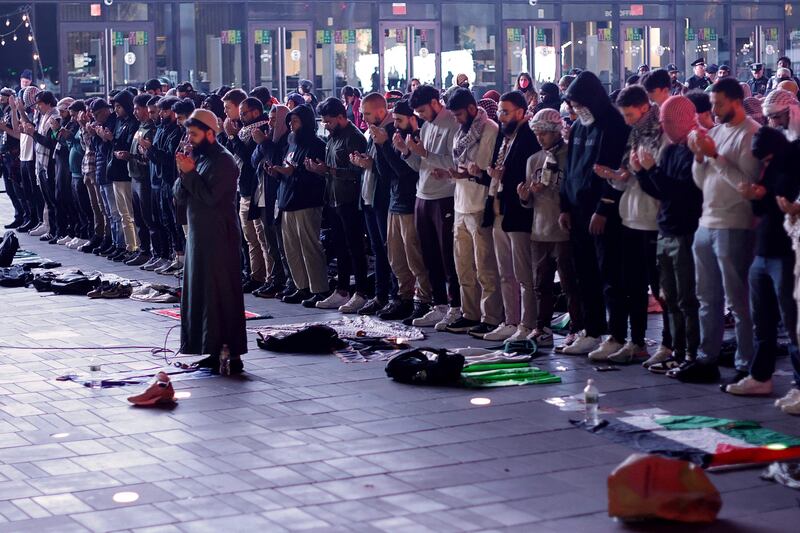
[
  {"xmin": 363, "ymin": 203, "xmax": 396, "ymax": 301},
  {"xmin": 749, "ymin": 255, "xmax": 800, "ymax": 384}
]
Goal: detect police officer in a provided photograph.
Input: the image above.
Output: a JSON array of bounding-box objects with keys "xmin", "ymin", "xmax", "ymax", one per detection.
[
  {"xmin": 666, "ymin": 64, "xmax": 684, "ymax": 95},
  {"xmin": 748, "ymin": 63, "xmax": 768, "ymax": 96},
  {"xmin": 686, "ymin": 58, "xmax": 710, "ymax": 91}
]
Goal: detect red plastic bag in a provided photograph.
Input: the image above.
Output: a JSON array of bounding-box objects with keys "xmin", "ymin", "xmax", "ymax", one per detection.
[{"xmin": 608, "ymin": 454, "xmax": 721, "ymax": 523}]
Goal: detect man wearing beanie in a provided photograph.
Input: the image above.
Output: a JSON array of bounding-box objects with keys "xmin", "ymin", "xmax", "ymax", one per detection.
[
  {"xmin": 0, "ymin": 88, "xmax": 26, "ymax": 229},
  {"xmin": 90, "ymin": 98, "xmax": 123, "ymax": 257},
  {"xmin": 379, "ymin": 98, "xmax": 432, "ymax": 322},
  {"xmin": 174, "ymin": 109, "xmax": 247, "ymax": 375},
  {"xmin": 519, "ymin": 108, "xmax": 581, "ymax": 348},
  {"xmin": 16, "ymin": 69, "xmax": 33, "ymax": 95},
  {"xmin": 635, "ymin": 95, "xmax": 703, "ymax": 374},
  {"xmin": 762, "ymin": 89, "xmax": 800, "ymax": 142},
  {"xmin": 108, "ymin": 90, "xmax": 141, "ymax": 262}
]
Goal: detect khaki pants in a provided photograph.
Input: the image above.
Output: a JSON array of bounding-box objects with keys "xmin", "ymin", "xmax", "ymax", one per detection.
[
  {"xmin": 282, "ymin": 207, "xmax": 329, "ymax": 293},
  {"xmin": 387, "ymin": 212, "xmax": 432, "ymax": 303},
  {"xmin": 239, "ymin": 196, "xmax": 271, "ymax": 283},
  {"xmin": 84, "ymin": 173, "xmax": 106, "ymax": 237},
  {"xmin": 113, "ymin": 181, "xmax": 138, "ymax": 251},
  {"xmin": 454, "ymin": 211, "xmax": 503, "ymax": 324},
  {"xmin": 493, "ymin": 216, "xmax": 520, "ymax": 326}
]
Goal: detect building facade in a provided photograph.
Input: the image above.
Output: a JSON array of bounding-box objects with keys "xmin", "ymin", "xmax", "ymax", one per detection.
[{"xmin": 3, "ymin": 1, "xmax": 800, "ymax": 98}]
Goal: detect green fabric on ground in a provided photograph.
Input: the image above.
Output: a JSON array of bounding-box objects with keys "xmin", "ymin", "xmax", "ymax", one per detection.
[
  {"xmin": 460, "ymin": 365, "xmax": 561, "ymax": 387},
  {"xmin": 656, "ymin": 415, "xmax": 800, "ymax": 448},
  {"xmin": 462, "ymin": 362, "xmax": 532, "ymax": 372},
  {"xmin": 484, "ymin": 340, "xmax": 538, "ymax": 355}
]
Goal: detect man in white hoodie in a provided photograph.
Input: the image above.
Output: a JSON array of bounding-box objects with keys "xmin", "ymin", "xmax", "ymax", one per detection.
[
  {"xmin": 593, "ymin": 85, "xmax": 663, "ymax": 364},
  {"xmin": 674, "ymin": 78, "xmax": 760, "ymax": 384},
  {"xmin": 442, "ymin": 88, "xmax": 503, "ymax": 336}
]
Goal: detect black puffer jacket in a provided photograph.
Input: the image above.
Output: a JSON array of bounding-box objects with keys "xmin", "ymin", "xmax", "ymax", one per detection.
[{"xmin": 277, "ymin": 104, "xmax": 326, "ymax": 212}]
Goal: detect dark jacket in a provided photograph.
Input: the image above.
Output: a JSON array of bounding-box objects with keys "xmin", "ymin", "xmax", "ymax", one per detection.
[
  {"xmin": 324, "ymin": 120, "xmax": 367, "ymax": 207},
  {"xmin": 560, "ymin": 71, "xmax": 630, "ymax": 221},
  {"xmin": 748, "ymin": 76, "xmax": 769, "ymax": 97},
  {"xmin": 636, "ymin": 143, "xmax": 702, "ymax": 238},
  {"xmin": 108, "ymin": 115, "xmax": 139, "ymax": 182},
  {"xmin": 147, "ymin": 120, "xmax": 182, "ymax": 188},
  {"xmin": 128, "ymin": 120, "xmax": 156, "ymax": 181},
  {"xmin": 373, "ymin": 122, "xmax": 417, "ymax": 214},
  {"xmin": 686, "ymin": 75, "xmax": 710, "ymax": 91},
  {"xmin": 0, "ymin": 105, "xmax": 19, "ymax": 156},
  {"xmin": 278, "ymin": 104, "xmax": 326, "ymax": 211},
  {"xmin": 225, "ymin": 114, "xmax": 269, "ymax": 197},
  {"xmin": 93, "ymin": 114, "xmax": 117, "ymax": 186},
  {"xmin": 251, "ymin": 130, "xmax": 289, "ymax": 224},
  {"xmin": 488, "ymin": 123, "xmax": 540, "ymax": 232},
  {"xmin": 750, "ymin": 128, "xmax": 800, "ymax": 258}
]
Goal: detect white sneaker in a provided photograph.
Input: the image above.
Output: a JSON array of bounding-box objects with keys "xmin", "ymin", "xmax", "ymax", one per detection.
[
  {"xmin": 56, "ymin": 235, "xmax": 73, "ymax": 245},
  {"xmin": 316, "ymin": 291, "xmax": 350, "ymax": 309},
  {"xmin": 781, "ymin": 396, "xmax": 800, "ymax": 415},
  {"xmin": 338, "ymin": 293, "xmax": 368, "ymax": 314},
  {"xmin": 775, "ymin": 388, "xmax": 800, "ymax": 408},
  {"xmin": 562, "ymin": 332, "xmax": 601, "ymax": 355},
  {"xmin": 482, "ymin": 323, "xmax": 519, "ymax": 342},
  {"xmin": 66, "ymin": 237, "xmax": 83, "ymax": 249},
  {"xmin": 643, "ymin": 345, "xmax": 673, "ymax": 368},
  {"xmin": 507, "ymin": 325, "xmax": 533, "ymax": 342},
  {"xmin": 29, "ymin": 224, "xmax": 49, "ymax": 237},
  {"xmin": 412, "ymin": 304, "xmax": 448, "ymax": 327},
  {"xmin": 588, "ymin": 337, "xmax": 624, "ymax": 362},
  {"xmin": 434, "ymin": 307, "xmax": 462, "ymax": 331},
  {"xmin": 726, "ymin": 376, "xmax": 773, "ymax": 396},
  {"xmin": 528, "ymin": 327, "xmax": 553, "ymax": 347},
  {"xmin": 607, "ymin": 341, "xmax": 649, "ymax": 364}
]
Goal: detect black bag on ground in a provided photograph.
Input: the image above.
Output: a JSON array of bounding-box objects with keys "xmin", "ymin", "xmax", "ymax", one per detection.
[
  {"xmin": 257, "ymin": 325, "xmax": 347, "ymax": 353},
  {"xmin": 49, "ymin": 272, "xmax": 101, "ymax": 295},
  {"xmin": 0, "ymin": 231, "xmax": 19, "ymax": 267},
  {"xmin": 0, "ymin": 264, "xmax": 32, "ymax": 287},
  {"xmin": 32, "ymin": 271, "xmax": 58, "ymax": 292},
  {"xmin": 385, "ymin": 348, "xmax": 465, "ymax": 385}
]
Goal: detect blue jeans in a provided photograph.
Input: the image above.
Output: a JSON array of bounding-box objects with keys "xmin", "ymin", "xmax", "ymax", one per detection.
[
  {"xmin": 100, "ymin": 183, "xmax": 123, "ymax": 247},
  {"xmin": 693, "ymin": 227, "xmax": 754, "ymax": 371},
  {"xmin": 749, "ymin": 255, "xmax": 800, "ymax": 383}
]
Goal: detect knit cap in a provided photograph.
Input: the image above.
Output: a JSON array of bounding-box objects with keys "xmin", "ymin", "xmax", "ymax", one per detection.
[
  {"xmin": 57, "ymin": 97, "xmax": 75, "ymax": 112},
  {"xmin": 22, "ymin": 86, "xmax": 40, "ymax": 108},
  {"xmin": 528, "ymin": 108, "xmax": 563, "ymax": 132},
  {"xmin": 482, "ymin": 90, "xmax": 501, "ymax": 103},
  {"xmin": 660, "ymin": 95, "xmax": 697, "ymax": 144}
]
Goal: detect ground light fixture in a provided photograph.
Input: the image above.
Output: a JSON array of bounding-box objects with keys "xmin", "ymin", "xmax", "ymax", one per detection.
[
  {"xmin": 470, "ymin": 397, "xmax": 491, "ymax": 406},
  {"xmin": 112, "ymin": 491, "xmax": 140, "ymax": 504},
  {"xmin": 174, "ymin": 391, "xmax": 191, "ymax": 399}
]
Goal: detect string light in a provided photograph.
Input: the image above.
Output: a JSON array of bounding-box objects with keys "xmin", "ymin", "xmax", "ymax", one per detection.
[
  {"xmin": 4, "ymin": 19, "xmax": 9, "ymax": 27},
  {"xmin": 21, "ymin": 14, "xmax": 27, "ymax": 21},
  {"xmin": 0, "ymin": 39, "xmax": 4, "ymax": 47},
  {"xmin": 12, "ymin": 33, "xmax": 16, "ymax": 41},
  {"xmin": 27, "ymin": 34, "xmax": 32, "ymax": 42}
]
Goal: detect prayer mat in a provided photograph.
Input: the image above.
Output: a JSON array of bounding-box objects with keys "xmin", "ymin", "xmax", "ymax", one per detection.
[
  {"xmin": 461, "ymin": 363, "xmax": 561, "ymax": 387},
  {"xmin": 250, "ymin": 315, "xmax": 425, "ymax": 341},
  {"xmin": 146, "ymin": 306, "xmax": 270, "ymax": 321}
]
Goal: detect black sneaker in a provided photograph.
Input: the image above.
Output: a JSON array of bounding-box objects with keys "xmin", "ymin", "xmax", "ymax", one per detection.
[
  {"xmin": 255, "ymin": 282, "xmax": 284, "ymax": 299},
  {"xmin": 111, "ymin": 249, "xmax": 130, "ymax": 262},
  {"xmin": 125, "ymin": 252, "xmax": 151, "ymax": 267},
  {"xmin": 648, "ymin": 356, "xmax": 682, "ymax": 375},
  {"xmin": 378, "ymin": 300, "xmax": 415, "ymax": 321},
  {"xmin": 402, "ymin": 302, "xmax": 432, "ymax": 326},
  {"xmin": 357, "ymin": 297, "xmax": 386, "ymax": 316},
  {"xmin": 672, "ymin": 361, "xmax": 720, "ymax": 383},
  {"xmin": 4, "ymin": 219, "xmax": 22, "ymax": 229},
  {"xmin": 98, "ymin": 244, "xmax": 118, "ymax": 257},
  {"xmin": 242, "ymin": 277, "xmax": 263, "ymax": 293},
  {"xmin": 281, "ymin": 288, "xmax": 311, "ymax": 304},
  {"xmin": 445, "ymin": 317, "xmax": 482, "ymax": 333},
  {"xmin": 302, "ymin": 292, "xmax": 330, "ymax": 308},
  {"xmin": 39, "ymin": 233, "xmax": 54, "ymax": 242},
  {"xmin": 80, "ymin": 235, "xmax": 103, "ymax": 253},
  {"xmin": 468, "ymin": 323, "xmax": 498, "ymax": 338},
  {"xmin": 18, "ymin": 220, "xmax": 37, "ymax": 232}
]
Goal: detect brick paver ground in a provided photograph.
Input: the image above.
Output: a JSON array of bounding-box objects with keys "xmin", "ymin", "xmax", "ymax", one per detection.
[{"xmin": 0, "ymin": 197, "xmax": 797, "ymax": 532}]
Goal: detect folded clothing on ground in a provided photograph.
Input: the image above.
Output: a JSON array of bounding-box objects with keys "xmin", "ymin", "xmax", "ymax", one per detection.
[{"xmin": 130, "ymin": 283, "xmax": 181, "ymax": 303}]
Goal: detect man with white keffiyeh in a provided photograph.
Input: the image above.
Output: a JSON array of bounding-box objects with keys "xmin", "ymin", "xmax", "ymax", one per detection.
[
  {"xmin": 762, "ymin": 89, "xmax": 800, "ymax": 142},
  {"xmin": 441, "ymin": 87, "xmax": 504, "ymax": 337}
]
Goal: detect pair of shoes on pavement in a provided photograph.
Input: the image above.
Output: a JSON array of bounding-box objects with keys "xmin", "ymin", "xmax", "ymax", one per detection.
[
  {"xmin": 314, "ymin": 291, "xmax": 371, "ymax": 314},
  {"xmin": 87, "ymin": 281, "xmax": 132, "ymax": 299}
]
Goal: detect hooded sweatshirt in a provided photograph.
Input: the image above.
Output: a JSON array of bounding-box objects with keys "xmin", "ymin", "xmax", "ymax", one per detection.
[
  {"xmin": 692, "ymin": 116, "xmax": 761, "ymax": 230},
  {"xmin": 402, "ymin": 107, "xmax": 458, "ymax": 200},
  {"xmin": 252, "ymin": 105, "xmax": 290, "ymax": 222},
  {"xmin": 278, "ymin": 104, "xmax": 326, "ymax": 211},
  {"xmin": 323, "ymin": 120, "xmax": 367, "ymax": 208},
  {"xmin": 560, "ymin": 72, "xmax": 631, "ymax": 221}
]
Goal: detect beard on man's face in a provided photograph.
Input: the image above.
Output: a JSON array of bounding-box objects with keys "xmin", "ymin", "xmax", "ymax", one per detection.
[{"xmin": 191, "ymin": 136, "xmax": 212, "ymax": 154}]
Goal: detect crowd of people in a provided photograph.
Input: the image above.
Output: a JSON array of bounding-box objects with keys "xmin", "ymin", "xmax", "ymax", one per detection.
[{"xmin": 2, "ymin": 59, "xmax": 800, "ymax": 412}]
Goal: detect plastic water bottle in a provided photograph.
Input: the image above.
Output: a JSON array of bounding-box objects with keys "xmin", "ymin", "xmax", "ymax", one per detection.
[
  {"xmin": 89, "ymin": 357, "xmax": 102, "ymax": 389},
  {"xmin": 584, "ymin": 379, "xmax": 599, "ymax": 426},
  {"xmin": 219, "ymin": 344, "xmax": 231, "ymax": 376}
]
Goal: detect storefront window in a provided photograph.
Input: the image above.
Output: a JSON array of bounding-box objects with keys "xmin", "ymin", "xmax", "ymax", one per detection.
[
  {"xmin": 562, "ymin": 6, "xmax": 616, "ymax": 90},
  {"xmin": 152, "ymin": 4, "xmax": 176, "ymax": 84},
  {"xmin": 787, "ymin": 3, "xmax": 800, "ymax": 69},
  {"xmin": 193, "ymin": 3, "xmax": 245, "ymax": 91},
  {"xmin": 110, "ymin": 3, "xmax": 148, "ymax": 21},
  {"xmin": 312, "ymin": 6, "xmax": 375, "ymax": 98},
  {"xmin": 677, "ymin": 5, "xmax": 728, "ymax": 84},
  {"xmin": 442, "ymin": 4, "xmax": 498, "ymax": 93}
]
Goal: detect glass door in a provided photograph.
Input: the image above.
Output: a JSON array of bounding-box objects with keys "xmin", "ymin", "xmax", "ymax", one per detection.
[
  {"xmin": 532, "ymin": 23, "xmax": 560, "ymax": 85},
  {"xmin": 315, "ymin": 29, "xmax": 375, "ymax": 99},
  {"xmin": 60, "ymin": 22, "xmax": 155, "ymax": 97},
  {"xmin": 62, "ymin": 26, "xmax": 107, "ymax": 98},
  {"xmin": 248, "ymin": 23, "xmax": 313, "ymax": 102},
  {"xmin": 620, "ymin": 21, "xmax": 675, "ymax": 81},
  {"xmin": 733, "ymin": 23, "xmax": 784, "ymax": 81},
  {"xmin": 503, "ymin": 23, "xmax": 530, "ymax": 91},
  {"xmin": 379, "ymin": 22, "xmax": 440, "ymax": 92},
  {"xmin": 683, "ymin": 25, "xmax": 720, "ymax": 78}
]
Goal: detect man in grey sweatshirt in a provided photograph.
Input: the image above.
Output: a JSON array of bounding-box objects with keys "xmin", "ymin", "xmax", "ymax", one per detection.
[{"xmin": 672, "ymin": 78, "xmax": 761, "ymax": 384}]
